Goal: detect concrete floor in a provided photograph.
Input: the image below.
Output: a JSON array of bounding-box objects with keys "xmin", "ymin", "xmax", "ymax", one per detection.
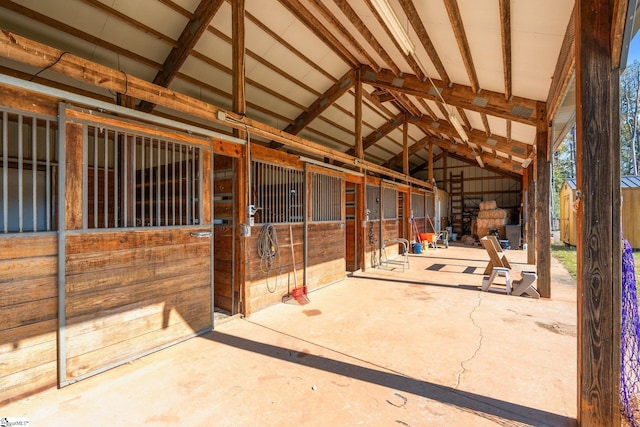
[{"xmin": 1, "ymin": 243, "xmax": 577, "ymax": 426}]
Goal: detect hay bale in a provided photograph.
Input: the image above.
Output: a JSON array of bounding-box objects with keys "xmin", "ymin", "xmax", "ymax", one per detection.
[
  {"xmin": 479, "ymin": 200, "xmax": 497, "ymax": 211},
  {"xmin": 477, "ymin": 209, "xmax": 507, "ymax": 220},
  {"xmin": 462, "ymin": 235, "xmax": 476, "ymax": 245}
]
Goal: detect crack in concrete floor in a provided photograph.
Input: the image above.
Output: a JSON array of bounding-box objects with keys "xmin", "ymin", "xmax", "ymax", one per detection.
[{"xmin": 454, "ymin": 293, "xmax": 484, "ymax": 389}]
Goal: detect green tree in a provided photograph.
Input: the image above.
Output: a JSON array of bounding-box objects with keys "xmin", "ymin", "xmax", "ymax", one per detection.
[{"xmin": 620, "ymin": 60, "xmax": 640, "ymax": 175}]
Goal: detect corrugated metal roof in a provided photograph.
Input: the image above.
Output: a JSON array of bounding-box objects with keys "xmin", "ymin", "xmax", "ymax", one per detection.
[{"xmin": 564, "ymin": 176, "xmax": 640, "ymax": 190}]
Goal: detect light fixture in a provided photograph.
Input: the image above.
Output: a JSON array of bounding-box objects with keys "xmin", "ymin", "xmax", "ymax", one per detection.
[
  {"xmin": 475, "ymin": 152, "xmax": 485, "ymax": 168},
  {"xmin": 521, "ymin": 157, "xmax": 532, "ymax": 168},
  {"xmin": 370, "ymin": 0, "xmax": 415, "ymax": 55},
  {"xmin": 299, "ymin": 156, "xmax": 364, "ymax": 176},
  {"xmin": 449, "ymin": 114, "xmax": 469, "ymax": 143}
]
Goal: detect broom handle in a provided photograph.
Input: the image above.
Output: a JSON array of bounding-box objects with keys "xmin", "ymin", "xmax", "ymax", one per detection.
[{"xmin": 289, "ymin": 225, "xmax": 298, "ymax": 290}]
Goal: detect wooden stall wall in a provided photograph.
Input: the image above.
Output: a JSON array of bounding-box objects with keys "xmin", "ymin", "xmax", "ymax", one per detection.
[
  {"xmin": 0, "ymin": 234, "xmax": 58, "ymax": 405},
  {"xmin": 364, "ymin": 220, "xmax": 381, "ymax": 269},
  {"xmin": 307, "ymin": 222, "xmax": 345, "ymax": 287},
  {"xmin": 64, "ymin": 228, "xmax": 212, "ymax": 380},
  {"xmin": 245, "ymin": 223, "xmax": 304, "ymax": 314},
  {"xmin": 0, "ymin": 88, "xmax": 60, "ymax": 404}
]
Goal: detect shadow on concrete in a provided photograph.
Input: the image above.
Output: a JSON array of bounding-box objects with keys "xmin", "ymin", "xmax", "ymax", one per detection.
[
  {"xmin": 351, "ymin": 274, "xmax": 482, "ymax": 293},
  {"xmin": 206, "ymin": 331, "xmax": 575, "ymax": 427}
]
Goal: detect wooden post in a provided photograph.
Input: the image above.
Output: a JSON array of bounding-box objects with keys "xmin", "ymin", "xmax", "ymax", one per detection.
[
  {"xmin": 355, "ymin": 68, "xmax": 363, "ymax": 161},
  {"xmin": 526, "ymin": 160, "xmax": 535, "ymax": 264},
  {"xmin": 402, "ymin": 120, "xmax": 409, "ymax": 176},
  {"xmin": 232, "ymin": 0, "xmax": 247, "ymax": 315},
  {"xmin": 428, "ymin": 142, "xmax": 434, "ymax": 184},
  {"xmin": 535, "ymin": 101, "xmax": 551, "ymax": 298},
  {"xmin": 575, "ymin": 0, "xmax": 621, "ymax": 424}
]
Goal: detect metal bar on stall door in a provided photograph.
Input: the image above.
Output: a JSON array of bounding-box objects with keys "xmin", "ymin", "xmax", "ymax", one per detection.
[
  {"xmin": 186, "ymin": 146, "xmax": 191, "ymax": 225},
  {"xmin": 140, "ymin": 137, "xmax": 146, "ymax": 226},
  {"xmin": 82, "ymin": 125, "xmax": 88, "ymax": 230},
  {"xmin": 122, "ymin": 133, "xmax": 128, "ymax": 227},
  {"xmin": 103, "ymin": 129, "xmax": 108, "ymax": 228},
  {"xmin": 149, "ymin": 138, "xmax": 154, "ymax": 226},
  {"xmin": 172, "ymin": 142, "xmax": 176, "ymax": 225},
  {"xmin": 164, "ymin": 142, "xmax": 171, "ymax": 225},
  {"xmin": 114, "ymin": 130, "xmax": 119, "ymax": 228},
  {"xmin": 18, "ymin": 114, "xmax": 23, "ymax": 232},
  {"xmin": 46, "ymin": 119, "xmax": 51, "ymax": 231},
  {"xmin": 2, "ymin": 111, "xmax": 7, "ymax": 233},
  {"xmin": 32, "ymin": 117, "xmax": 37, "ymax": 231},
  {"xmin": 93, "ymin": 126, "xmax": 98, "ymax": 229},
  {"xmin": 179, "ymin": 144, "xmax": 183, "ymax": 225},
  {"xmin": 157, "ymin": 139, "xmax": 161, "ymax": 225}
]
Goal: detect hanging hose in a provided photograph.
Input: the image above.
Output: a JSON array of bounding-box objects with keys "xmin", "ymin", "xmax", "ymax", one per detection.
[{"xmin": 257, "ymin": 223, "xmax": 279, "ymax": 292}]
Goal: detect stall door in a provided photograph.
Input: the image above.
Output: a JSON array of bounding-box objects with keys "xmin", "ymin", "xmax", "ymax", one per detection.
[{"xmin": 59, "ymin": 107, "xmax": 213, "ymax": 385}]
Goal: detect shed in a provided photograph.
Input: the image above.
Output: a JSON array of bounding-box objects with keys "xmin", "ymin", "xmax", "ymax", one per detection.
[{"xmin": 560, "ymin": 176, "xmax": 640, "ymax": 249}]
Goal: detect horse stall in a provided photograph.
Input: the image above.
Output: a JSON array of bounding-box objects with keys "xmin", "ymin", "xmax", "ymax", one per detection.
[
  {"xmin": 0, "ymin": 85, "xmax": 244, "ymax": 403},
  {"xmin": 244, "ymin": 147, "xmax": 348, "ymax": 314},
  {"xmin": 560, "ymin": 176, "xmax": 640, "ymax": 248}
]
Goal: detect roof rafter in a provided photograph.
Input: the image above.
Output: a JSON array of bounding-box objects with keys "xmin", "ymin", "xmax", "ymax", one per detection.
[
  {"xmin": 332, "ymin": 0, "xmax": 401, "ymax": 76},
  {"xmin": 344, "ymin": 112, "xmax": 405, "ymax": 156},
  {"xmin": 278, "ymin": 0, "xmax": 359, "ymax": 67},
  {"xmin": 443, "ymin": 0, "xmax": 480, "ymax": 93},
  {"xmin": 139, "ymin": 0, "xmax": 224, "ymax": 113},
  {"xmin": 270, "ymin": 69, "xmax": 355, "ymax": 148},
  {"xmin": 408, "ymin": 115, "xmax": 531, "ymax": 157},
  {"xmin": 499, "ymin": 0, "xmax": 512, "ymax": 100},
  {"xmin": 382, "ymin": 136, "xmax": 431, "ymax": 168},
  {"xmin": 397, "ymin": 0, "xmax": 451, "ymax": 86},
  {"xmin": 307, "ymin": 0, "xmax": 380, "ymax": 71},
  {"xmin": 410, "ymin": 150, "xmax": 446, "ymax": 175},
  {"xmin": 359, "ymin": 65, "xmax": 538, "ymax": 125},
  {"xmin": 547, "ymin": 4, "xmax": 575, "ymax": 122},
  {"xmin": 446, "ymin": 151, "xmax": 521, "ymax": 178}
]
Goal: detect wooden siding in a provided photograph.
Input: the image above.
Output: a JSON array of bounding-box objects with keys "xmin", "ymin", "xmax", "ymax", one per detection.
[
  {"xmin": 64, "ymin": 228, "xmax": 212, "ymax": 380},
  {"xmin": 0, "ymin": 234, "xmax": 58, "ymax": 405},
  {"xmin": 306, "ymin": 222, "xmax": 345, "ymax": 287},
  {"xmin": 622, "ymin": 186, "xmax": 640, "ymax": 248},
  {"xmin": 245, "ymin": 222, "xmax": 345, "ymax": 314}
]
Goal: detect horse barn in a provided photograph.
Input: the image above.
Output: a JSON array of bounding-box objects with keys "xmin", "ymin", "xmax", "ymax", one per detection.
[{"xmin": 0, "ymin": 0, "xmax": 635, "ymax": 425}]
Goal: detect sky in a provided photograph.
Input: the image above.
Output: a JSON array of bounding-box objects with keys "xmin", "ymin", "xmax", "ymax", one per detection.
[{"xmin": 628, "ymin": 34, "xmax": 640, "ymax": 65}]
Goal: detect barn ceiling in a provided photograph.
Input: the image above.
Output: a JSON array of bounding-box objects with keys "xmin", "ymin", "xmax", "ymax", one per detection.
[{"xmin": 0, "ymin": 0, "xmax": 576, "ymax": 178}]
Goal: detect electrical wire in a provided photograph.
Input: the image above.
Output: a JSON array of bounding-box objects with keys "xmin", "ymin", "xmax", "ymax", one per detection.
[
  {"xmin": 30, "ymin": 51, "xmax": 68, "ymax": 81},
  {"xmin": 257, "ymin": 223, "xmax": 279, "ymax": 293}
]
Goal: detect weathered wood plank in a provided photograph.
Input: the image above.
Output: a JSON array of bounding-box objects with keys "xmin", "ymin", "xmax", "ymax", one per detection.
[
  {"xmin": 0, "ymin": 319, "xmax": 57, "ymax": 355},
  {"xmin": 0, "ymin": 276, "xmax": 57, "ymax": 308},
  {"xmin": 2, "ymin": 298, "xmax": 57, "ymax": 331},
  {"xmin": 0, "ymin": 360, "xmax": 57, "ymax": 406},
  {"xmin": 66, "ymin": 122, "xmax": 84, "ymax": 229},
  {"xmin": 0, "ymin": 235, "xmax": 57, "ymax": 259},
  {"xmin": 0, "ymin": 337, "xmax": 57, "ymax": 377}
]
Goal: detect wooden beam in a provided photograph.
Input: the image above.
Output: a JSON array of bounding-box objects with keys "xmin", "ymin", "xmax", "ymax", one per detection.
[
  {"xmin": 283, "ymin": 70, "xmax": 354, "ymax": 137},
  {"xmin": 139, "ymin": 0, "xmax": 224, "ymax": 112},
  {"xmin": 481, "ymin": 113, "xmax": 491, "ymax": 137},
  {"xmin": 575, "ymin": 1, "xmax": 621, "ymax": 424},
  {"xmin": 427, "ymin": 142, "xmax": 433, "ymax": 183},
  {"xmin": 611, "ymin": 0, "xmax": 630, "ymax": 68},
  {"xmin": 307, "ymin": 0, "xmax": 380, "ymax": 71},
  {"xmin": 0, "ymin": 0, "xmax": 162, "ymax": 71},
  {"xmin": 445, "ymin": 152, "xmax": 521, "ymax": 179},
  {"xmin": 360, "ymin": 65, "xmax": 538, "ymax": 125},
  {"xmin": 383, "ymin": 136, "xmax": 430, "ymax": 168},
  {"xmin": 278, "ymin": 0, "xmax": 359, "ymax": 67},
  {"xmin": 402, "ymin": 120, "xmax": 409, "ymax": 175},
  {"xmin": 431, "ymin": 138, "xmax": 522, "ymax": 175},
  {"xmin": 443, "ymin": 0, "xmax": 480, "ymax": 93},
  {"xmin": 345, "ymin": 113, "xmax": 405, "ymax": 156},
  {"xmin": 232, "ymin": 0, "xmax": 246, "ymax": 119},
  {"xmin": 410, "ymin": 151, "xmax": 445, "ymax": 175},
  {"xmin": 499, "ymin": 0, "xmax": 512, "ymax": 100},
  {"xmin": 547, "ymin": 5, "xmax": 576, "ymax": 122},
  {"xmin": 0, "ymin": 31, "xmax": 432, "ymax": 191},
  {"xmin": 355, "ymin": 70, "xmax": 364, "ymax": 160},
  {"xmin": 333, "ymin": 0, "xmax": 401, "ymax": 76},
  {"xmin": 534, "ymin": 102, "xmax": 550, "ymax": 298},
  {"xmin": 525, "ymin": 162, "xmax": 535, "ymax": 264},
  {"xmin": 397, "ymin": 0, "xmax": 450, "ymax": 86},
  {"xmin": 407, "ymin": 115, "xmax": 531, "ymax": 158}
]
